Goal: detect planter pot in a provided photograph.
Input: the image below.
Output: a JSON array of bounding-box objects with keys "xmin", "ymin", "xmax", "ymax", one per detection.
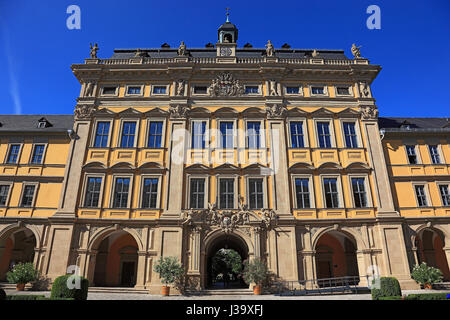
[
  {"xmin": 253, "ymin": 284, "xmax": 262, "ymax": 295},
  {"xmin": 16, "ymin": 283, "xmax": 25, "ymax": 291},
  {"xmin": 424, "ymin": 283, "xmax": 432, "ymax": 289},
  {"xmin": 161, "ymin": 286, "xmax": 170, "ymax": 296}
]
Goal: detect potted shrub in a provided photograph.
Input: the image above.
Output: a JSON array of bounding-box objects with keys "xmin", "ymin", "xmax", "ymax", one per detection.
[
  {"xmin": 153, "ymin": 256, "xmax": 184, "ymax": 296},
  {"xmin": 242, "ymin": 258, "xmax": 269, "ymax": 295},
  {"xmin": 411, "ymin": 262, "xmax": 443, "ymax": 289},
  {"xmin": 6, "ymin": 262, "xmax": 39, "ymax": 291}
]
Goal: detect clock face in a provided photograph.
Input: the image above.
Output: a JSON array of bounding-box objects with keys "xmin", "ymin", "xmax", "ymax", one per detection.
[{"xmin": 220, "ymin": 47, "xmax": 232, "ymax": 56}]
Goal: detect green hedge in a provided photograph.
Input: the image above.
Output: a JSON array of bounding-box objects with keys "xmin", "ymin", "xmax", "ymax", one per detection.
[
  {"xmin": 377, "ymin": 296, "xmax": 403, "ymax": 300},
  {"xmin": 50, "ymin": 275, "xmax": 89, "ymax": 301},
  {"xmin": 371, "ymin": 277, "xmax": 402, "ymax": 300},
  {"xmin": 6, "ymin": 295, "xmax": 46, "ymax": 300},
  {"xmin": 405, "ymin": 293, "xmax": 450, "ymax": 300}
]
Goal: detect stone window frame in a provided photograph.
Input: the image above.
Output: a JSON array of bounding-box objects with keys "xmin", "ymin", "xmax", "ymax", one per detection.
[
  {"xmin": 427, "ymin": 144, "xmax": 445, "ymax": 165},
  {"xmin": 18, "ymin": 182, "xmax": 39, "ymax": 208},
  {"xmin": 4, "ymin": 143, "xmax": 23, "ymax": 164},
  {"xmin": 308, "ymin": 84, "xmax": 329, "ymax": 97},
  {"xmin": 215, "ymin": 174, "xmax": 239, "ymax": 210},
  {"xmin": 286, "ymin": 117, "xmax": 309, "ymax": 148},
  {"xmin": 90, "ymin": 118, "xmax": 114, "ymax": 148},
  {"xmin": 0, "ymin": 182, "xmax": 14, "ymax": 207},
  {"xmin": 138, "ymin": 174, "xmax": 163, "ymax": 209},
  {"xmin": 125, "ymin": 84, "xmax": 145, "ymax": 97},
  {"xmin": 186, "ymin": 174, "xmax": 209, "ymax": 209},
  {"xmin": 109, "ymin": 174, "xmax": 134, "ymax": 209},
  {"xmin": 144, "ymin": 117, "xmax": 167, "ymax": 149},
  {"xmin": 245, "ymin": 175, "xmax": 268, "ymax": 210},
  {"xmin": 436, "ymin": 182, "xmax": 450, "ymax": 207},
  {"xmin": 403, "ymin": 144, "xmax": 422, "ymax": 165},
  {"xmin": 150, "ymin": 84, "xmax": 170, "ymax": 96},
  {"xmin": 334, "ymin": 84, "xmax": 354, "ymax": 97},
  {"xmin": 313, "ymin": 118, "xmax": 337, "ymax": 149},
  {"xmin": 244, "ymin": 83, "xmax": 263, "ymax": 96},
  {"xmin": 191, "ymin": 84, "xmax": 209, "ymax": 96},
  {"xmin": 283, "ymin": 84, "xmax": 304, "ymax": 96},
  {"xmin": 339, "ymin": 118, "xmax": 363, "ymax": 149},
  {"xmin": 80, "ymin": 173, "xmax": 106, "ymax": 208},
  {"xmin": 411, "ymin": 182, "xmax": 431, "ymax": 208},
  {"xmin": 319, "ymin": 174, "xmax": 344, "ymax": 209},
  {"xmin": 116, "ymin": 118, "xmax": 141, "ymax": 149},
  {"xmin": 291, "ymin": 174, "xmax": 315, "ymax": 209},
  {"xmin": 189, "ymin": 118, "xmax": 210, "ymax": 150},
  {"xmin": 28, "ymin": 143, "xmax": 48, "ymax": 165},
  {"xmin": 347, "ymin": 174, "xmax": 373, "ymax": 209},
  {"xmin": 244, "ymin": 119, "xmax": 266, "ymax": 149},
  {"xmin": 216, "ymin": 119, "xmax": 238, "ymax": 149},
  {"xmin": 100, "ymin": 85, "xmax": 119, "ymax": 97}
]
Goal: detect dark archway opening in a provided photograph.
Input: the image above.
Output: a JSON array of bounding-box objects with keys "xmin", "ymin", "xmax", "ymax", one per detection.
[
  {"xmin": 206, "ymin": 234, "xmax": 248, "ymax": 289},
  {"xmin": 93, "ymin": 231, "xmax": 139, "ymax": 287},
  {"xmin": 0, "ymin": 229, "xmax": 36, "ymax": 281},
  {"xmin": 417, "ymin": 229, "xmax": 450, "ymax": 281}
]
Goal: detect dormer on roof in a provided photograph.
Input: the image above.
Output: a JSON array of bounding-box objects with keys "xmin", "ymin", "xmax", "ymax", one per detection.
[
  {"xmin": 399, "ymin": 120, "xmax": 412, "ymax": 129},
  {"xmin": 161, "ymin": 43, "xmax": 170, "ymax": 48},
  {"xmin": 37, "ymin": 117, "xmax": 52, "ymax": 128}
]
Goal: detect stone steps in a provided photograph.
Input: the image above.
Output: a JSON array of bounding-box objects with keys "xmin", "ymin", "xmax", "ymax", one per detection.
[
  {"xmin": 199, "ymin": 288, "xmax": 254, "ymax": 296},
  {"xmin": 88, "ymin": 287, "xmax": 149, "ymax": 294}
]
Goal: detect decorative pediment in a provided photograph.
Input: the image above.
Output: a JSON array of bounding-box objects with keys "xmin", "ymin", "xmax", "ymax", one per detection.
[
  {"xmin": 118, "ymin": 108, "xmax": 142, "ymax": 117},
  {"xmin": 242, "ymin": 163, "xmax": 272, "ymax": 175},
  {"xmin": 287, "ymin": 107, "xmax": 308, "ymax": 117},
  {"xmin": 185, "ymin": 163, "xmax": 210, "ymax": 172},
  {"xmin": 94, "ymin": 108, "xmax": 116, "ymax": 117},
  {"xmin": 311, "ymin": 107, "xmax": 334, "ymax": 117},
  {"xmin": 345, "ymin": 162, "xmax": 371, "ymax": 170},
  {"xmin": 337, "ymin": 108, "xmax": 360, "ymax": 117},
  {"xmin": 207, "ymin": 72, "xmax": 245, "ymax": 97},
  {"xmin": 189, "ymin": 107, "xmax": 212, "ymax": 117},
  {"xmin": 214, "ymin": 107, "xmax": 239, "ymax": 117},
  {"xmin": 289, "ymin": 162, "xmax": 315, "ymax": 172},
  {"xmin": 83, "ymin": 161, "xmax": 107, "ymax": 169},
  {"xmin": 214, "ymin": 163, "xmax": 240, "ymax": 172},
  {"xmin": 317, "ymin": 162, "xmax": 343, "ymax": 170},
  {"xmin": 138, "ymin": 162, "xmax": 166, "ymax": 171},
  {"xmin": 143, "ymin": 107, "xmax": 169, "ymax": 117},
  {"xmin": 110, "ymin": 162, "xmax": 135, "ymax": 170},
  {"xmin": 242, "ymin": 107, "xmax": 265, "ymax": 116}
]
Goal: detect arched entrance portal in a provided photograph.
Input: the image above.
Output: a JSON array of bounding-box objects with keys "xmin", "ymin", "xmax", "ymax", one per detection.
[
  {"xmin": 93, "ymin": 230, "xmax": 139, "ymax": 287},
  {"xmin": 206, "ymin": 234, "xmax": 249, "ymax": 289},
  {"xmin": 416, "ymin": 228, "xmax": 450, "ymax": 280},
  {"xmin": 315, "ymin": 231, "xmax": 359, "ymax": 286},
  {"xmin": 0, "ymin": 228, "xmax": 37, "ymax": 281}
]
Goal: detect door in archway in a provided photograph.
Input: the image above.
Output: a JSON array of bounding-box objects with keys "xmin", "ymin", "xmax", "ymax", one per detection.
[{"xmin": 121, "ymin": 261, "xmax": 136, "ymax": 287}]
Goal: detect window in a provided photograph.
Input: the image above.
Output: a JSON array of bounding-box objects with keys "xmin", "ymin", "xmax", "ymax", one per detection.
[
  {"xmin": 415, "ymin": 185, "xmax": 428, "ymax": 207},
  {"xmin": 84, "ymin": 177, "xmax": 102, "ymax": 207},
  {"xmin": 190, "ymin": 178, "xmax": 205, "ymax": 209},
  {"xmin": 351, "ymin": 178, "xmax": 368, "ymax": 208},
  {"xmin": 311, "ymin": 86, "xmax": 324, "ymax": 95},
  {"xmin": 30, "ymin": 145, "xmax": 45, "ymax": 164},
  {"xmin": 295, "ymin": 178, "xmax": 310, "ymax": 209},
  {"xmin": 343, "ymin": 122, "xmax": 358, "ymax": 148},
  {"xmin": 20, "ymin": 185, "xmax": 36, "ymax": 207},
  {"xmin": 286, "ymin": 87, "xmax": 300, "ymax": 94},
  {"xmin": 102, "ymin": 87, "xmax": 117, "ymax": 95},
  {"xmin": 148, "ymin": 121, "xmax": 163, "ymax": 148},
  {"xmin": 406, "ymin": 145, "xmax": 418, "ymax": 164},
  {"xmin": 153, "ymin": 86, "xmax": 167, "ymax": 94},
  {"xmin": 113, "ymin": 178, "xmax": 130, "ymax": 208},
  {"xmin": 142, "ymin": 178, "xmax": 159, "ymax": 208},
  {"xmin": 439, "ymin": 185, "xmax": 450, "ymax": 206},
  {"xmin": 120, "ymin": 122, "xmax": 136, "ymax": 148},
  {"xmin": 323, "ymin": 178, "xmax": 339, "ymax": 208},
  {"xmin": 245, "ymin": 86, "xmax": 259, "ymax": 94},
  {"xmin": 191, "ymin": 121, "xmax": 206, "ymax": 149},
  {"xmin": 336, "ymin": 87, "xmax": 350, "ymax": 95},
  {"xmin": 127, "ymin": 86, "xmax": 141, "ymax": 95},
  {"xmin": 317, "ymin": 122, "xmax": 332, "ymax": 148},
  {"xmin": 194, "ymin": 86, "xmax": 207, "ymax": 94},
  {"xmin": 248, "ymin": 178, "xmax": 264, "ymax": 209},
  {"xmin": 219, "ymin": 122, "xmax": 234, "ymax": 149},
  {"xmin": 94, "ymin": 122, "xmax": 110, "ymax": 148},
  {"xmin": 247, "ymin": 122, "xmax": 261, "ymax": 149},
  {"xmin": 0, "ymin": 185, "xmax": 10, "ymax": 206},
  {"xmin": 429, "ymin": 145, "xmax": 441, "ymax": 164},
  {"xmin": 290, "ymin": 122, "xmax": 304, "ymax": 148},
  {"xmin": 219, "ymin": 178, "xmax": 234, "ymax": 209},
  {"xmin": 6, "ymin": 145, "xmax": 21, "ymax": 164}
]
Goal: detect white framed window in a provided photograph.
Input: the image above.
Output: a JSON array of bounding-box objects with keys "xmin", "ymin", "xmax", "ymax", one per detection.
[
  {"xmin": 151, "ymin": 84, "xmax": 169, "ymax": 96},
  {"xmin": 110, "ymin": 175, "xmax": 134, "ymax": 208},
  {"xmin": 245, "ymin": 119, "xmax": 266, "ymax": 149},
  {"xmin": 428, "ymin": 145, "xmax": 443, "ymax": 164},
  {"xmin": 125, "ymin": 84, "xmax": 144, "ymax": 96},
  {"xmin": 139, "ymin": 175, "xmax": 162, "ymax": 209},
  {"xmin": 287, "ymin": 118, "xmax": 308, "ymax": 148},
  {"xmin": 246, "ymin": 176, "xmax": 268, "ymax": 209},
  {"xmin": 187, "ymin": 175, "xmax": 209, "ymax": 209},
  {"xmin": 19, "ymin": 182, "xmax": 39, "ymax": 208},
  {"xmin": 217, "ymin": 119, "xmax": 237, "ymax": 149},
  {"xmin": 191, "ymin": 85, "xmax": 209, "ymax": 95},
  {"xmin": 5, "ymin": 144, "xmax": 22, "ymax": 164},
  {"xmin": 320, "ymin": 175, "xmax": 344, "ymax": 209},
  {"xmin": 145, "ymin": 118, "xmax": 166, "ymax": 148},
  {"xmin": 81, "ymin": 174, "xmax": 105, "ymax": 208},
  {"xmin": 340, "ymin": 119, "xmax": 362, "ymax": 149},
  {"xmin": 101, "ymin": 86, "xmax": 118, "ymax": 96},
  {"xmin": 117, "ymin": 119, "xmax": 140, "ymax": 148},
  {"xmin": 334, "ymin": 85, "xmax": 353, "ymax": 97},
  {"xmin": 0, "ymin": 182, "xmax": 13, "ymax": 207},
  {"xmin": 217, "ymin": 176, "xmax": 238, "ymax": 209},
  {"xmin": 314, "ymin": 119, "xmax": 336, "ymax": 148},
  {"xmin": 438, "ymin": 183, "xmax": 450, "ymax": 207},
  {"xmin": 190, "ymin": 119, "xmax": 209, "ymax": 149},
  {"xmin": 309, "ymin": 84, "xmax": 328, "ymax": 96},
  {"xmin": 29, "ymin": 144, "xmax": 47, "ymax": 165},
  {"xmin": 348, "ymin": 175, "xmax": 372, "ymax": 208},
  {"xmin": 91, "ymin": 119, "xmax": 113, "ymax": 148},
  {"xmin": 284, "ymin": 84, "xmax": 303, "ymax": 96},
  {"xmin": 291, "ymin": 175, "xmax": 315, "ymax": 209},
  {"xmin": 244, "ymin": 84, "xmax": 262, "ymax": 95},
  {"xmin": 405, "ymin": 145, "xmax": 420, "ymax": 164},
  {"xmin": 413, "ymin": 183, "xmax": 430, "ymax": 207}
]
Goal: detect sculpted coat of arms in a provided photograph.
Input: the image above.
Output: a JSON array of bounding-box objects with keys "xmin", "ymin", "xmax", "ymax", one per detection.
[{"xmin": 207, "ymin": 72, "xmax": 245, "ymax": 97}]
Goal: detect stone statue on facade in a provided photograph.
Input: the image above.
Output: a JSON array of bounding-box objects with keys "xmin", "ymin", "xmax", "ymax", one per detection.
[
  {"xmin": 178, "ymin": 41, "xmax": 187, "ymax": 56},
  {"xmin": 351, "ymin": 43, "xmax": 362, "ymax": 59},
  {"xmin": 265, "ymin": 104, "xmax": 287, "ymax": 118},
  {"xmin": 176, "ymin": 80, "xmax": 185, "ymax": 96},
  {"xmin": 89, "ymin": 43, "xmax": 99, "ymax": 59},
  {"xmin": 359, "ymin": 81, "xmax": 370, "ymax": 98},
  {"xmin": 169, "ymin": 104, "xmax": 190, "ymax": 119},
  {"xmin": 312, "ymin": 49, "xmax": 319, "ymax": 58},
  {"xmin": 74, "ymin": 104, "xmax": 98, "ymax": 120},
  {"xmin": 207, "ymin": 72, "xmax": 245, "ymax": 97},
  {"xmin": 134, "ymin": 48, "xmax": 148, "ymax": 57},
  {"xmin": 269, "ymin": 80, "xmax": 279, "ymax": 96},
  {"xmin": 265, "ymin": 40, "xmax": 275, "ymax": 57},
  {"xmin": 359, "ymin": 105, "xmax": 379, "ymax": 120},
  {"xmin": 84, "ymin": 81, "xmax": 96, "ymax": 97}
]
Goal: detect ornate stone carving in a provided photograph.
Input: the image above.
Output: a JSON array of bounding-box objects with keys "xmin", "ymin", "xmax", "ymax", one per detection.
[
  {"xmin": 74, "ymin": 104, "xmax": 98, "ymax": 120},
  {"xmin": 351, "ymin": 43, "xmax": 362, "ymax": 59},
  {"xmin": 359, "ymin": 105, "xmax": 379, "ymax": 120},
  {"xmin": 134, "ymin": 48, "xmax": 148, "ymax": 57},
  {"xmin": 265, "ymin": 40, "xmax": 275, "ymax": 57},
  {"xmin": 312, "ymin": 49, "xmax": 319, "ymax": 58},
  {"xmin": 169, "ymin": 104, "xmax": 190, "ymax": 119},
  {"xmin": 175, "ymin": 80, "xmax": 185, "ymax": 96},
  {"xmin": 177, "ymin": 41, "xmax": 187, "ymax": 56},
  {"xmin": 265, "ymin": 104, "xmax": 287, "ymax": 118},
  {"xmin": 359, "ymin": 81, "xmax": 371, "ymax": 98},
  {"xmin": 207, "ymin": 73, "xmax": 244, "ymax": 97},
  {"xmin": 89, "ymin": 43, "xmax": 99, "ymax": 59},
  {"xmin": 269, "ymin": 80, "xmax": 279, "ymax": 96},
  {"xmin": 84, "ymin": 81, "xmax": 96, "ymax": 97}
]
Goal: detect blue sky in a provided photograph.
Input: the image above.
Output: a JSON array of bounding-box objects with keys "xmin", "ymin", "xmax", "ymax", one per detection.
[{"xmin": 0, "ymin": 0, "xmax": 449, "ymax": 117}]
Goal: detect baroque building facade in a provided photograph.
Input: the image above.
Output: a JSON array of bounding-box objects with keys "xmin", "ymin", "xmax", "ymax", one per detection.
[{"xmin": 0, "ymin": 20, "xmax": 449, "ymax": 292}]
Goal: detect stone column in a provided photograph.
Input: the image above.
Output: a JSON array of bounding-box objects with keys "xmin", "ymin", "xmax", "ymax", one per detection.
[
  {"xmin": 135, "ymin": 251, "xmax": 147, "ymax": 289},
  {"xmin": 186, "ymin": 227, "xmax": 202, "ymax": 290},
  {"xmin": 252, "ymin": 227, "xmax": 262, "ymax": 259},
  {"xmin": 86, "ymin": 250, "xmax": 98, "ymax": 285},
  {"xmin": 443, "ymin": 247, "xmax": 450, "ymax": 273}
]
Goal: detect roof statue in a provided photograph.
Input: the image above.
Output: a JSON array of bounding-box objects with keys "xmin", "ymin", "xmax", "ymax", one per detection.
[
  {"xmin": 265, "ymin": 40, "xmax": 275, "ymax": 57},
  {"xmin": 89, "ymin": 43, "xmax": 99, "ymax": 59},
  {"xmin": 351, "ymin": 43, "xmax": 362, "ymax": 59},
  {"xmin": 178, "ymin": 41, "xmax": 187, "ymax": 56}
]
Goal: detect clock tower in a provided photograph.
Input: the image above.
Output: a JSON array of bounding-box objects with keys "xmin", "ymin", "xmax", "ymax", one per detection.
[{"xmin": 216, "ymin": 9, "xmax": 237, "ymax": 59}]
